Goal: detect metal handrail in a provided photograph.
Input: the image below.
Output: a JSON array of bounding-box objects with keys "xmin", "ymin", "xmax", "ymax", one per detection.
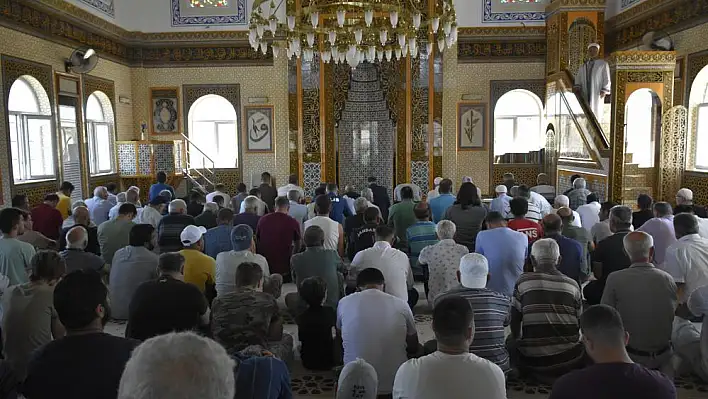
[{"xmin": 180, "ymin": 133, "xmax": 215, "ymax": 191}]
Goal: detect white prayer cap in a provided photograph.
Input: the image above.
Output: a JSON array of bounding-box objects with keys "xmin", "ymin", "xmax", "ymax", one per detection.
[
  {"xmin": 462, "ymin": 176, "xmax": 473, "ymax": 183},
  {"xmin": 459, "ymin": 253, "xmax": 489, "ymax": 289},
  {"xmin": 495, "ymin": 185, "xmax": 507, "ymax": 194},
  {"xmin": 337, "ymin": 358, "xmax": 378, "ymax": 399},
  {"xmin": 588, "ymin": 43, "xmax": 600, "ymax": 49},
  {"xmin": 433, "ymin": 177, "xmax": 443, "ymax": 186},
  {"xmin": 677, "ymin": 188, "xmax": 694, "ymax": 201}
]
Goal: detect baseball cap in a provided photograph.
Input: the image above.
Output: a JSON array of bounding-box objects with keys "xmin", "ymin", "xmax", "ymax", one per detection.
[
  {"xmin": 336, "ymin": 358, "xmax": 378, "ymax": 399},
  {"xmin": 677, "ymin": 188, "xmax": 693, "ymax": 201},
  {"xmin": 231, "ymin": 224, "xmax": 254, "ymax": 252},
  {"xmin": 180, "ymin": 225, "xmax": 207, "ymax": 246},
  {"xmin": 433, "ymin": 177, "xmax": 443, "ymax": 186},
  {"xmin": 495, "ymin": 185, "xmax": 507, "ymax": 194},
  {"xmin": 459, "ymin": 253, "xmax": 489, "ymax": 289},
  {"xmin": 149, "ymin": 195, "xmax": 169, "ymax": 206}
]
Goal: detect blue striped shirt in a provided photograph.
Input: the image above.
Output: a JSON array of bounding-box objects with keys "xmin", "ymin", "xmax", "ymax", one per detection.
[{"xmin": 406, "ymin": 221, "xmax": 439, "ymax": 258}]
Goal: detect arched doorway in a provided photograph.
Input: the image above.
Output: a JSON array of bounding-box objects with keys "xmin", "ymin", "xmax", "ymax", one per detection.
[
  {"xmin": 187, "ymin": 94, "xmax": 239, "ymax": 169},
  {"xmin": 623, "ymin": 88, "xmax": 662, "ymax": 204}
]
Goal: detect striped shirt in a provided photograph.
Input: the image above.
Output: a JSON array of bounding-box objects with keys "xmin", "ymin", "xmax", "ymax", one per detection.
[
  {"xmin": 406, "ymin": 221, "xmax": 439, "ymax": 258},
  {"xmin": 524, "ymin": 201, "xmax": 542, "ymax": 223},
  {"xmin": 513, "ymin": 271, "xmax": 584, "ymax": 373},
  {"xmin": 435, "ymin": 287, "xmax": 512, "ymax": 373}
]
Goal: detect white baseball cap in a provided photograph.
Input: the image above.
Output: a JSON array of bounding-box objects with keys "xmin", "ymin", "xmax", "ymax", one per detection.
[
  {"xmin": 677, "ymin": 188, "xmax": 693, "ymax": 201},
  {"xmin": 180, "ymin": 225, "xmax": 207, "ymax": 246},
  {"xmin": 459, "ymin": 253, "xmax": 489, "ymax": 289},
  {"xmin": 495, "ymin": 185, "xmax": 507, "ymax": 194}
]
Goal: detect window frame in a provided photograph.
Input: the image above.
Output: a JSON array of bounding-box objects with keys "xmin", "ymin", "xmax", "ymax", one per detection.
[
  {"xmin": 493, "ymin": 90, "xmax": 544, "ymax": 157},
  {"xmin": 696, "ymin": 103, "xmax": 708, "ymax": 171},
  {"xmin": 8, "ymin": 111, "xmax": 55, "ymax": 183},
  {"xmin": 85, "ymin": 93, "xmax": 116, "ymax": 176},
  {"xmin": 188, "ymin": 94, "xmax": 239, "ymax": 169}
]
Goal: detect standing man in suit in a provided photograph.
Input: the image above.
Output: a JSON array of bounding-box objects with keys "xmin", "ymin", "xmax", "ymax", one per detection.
[
  {"xmin": 258, "ymin": 172, "xmax": 278, "ymax": 212},
  {"xmin": 368, "ymin": 177, "xmax": 391, "ymax": 223}
]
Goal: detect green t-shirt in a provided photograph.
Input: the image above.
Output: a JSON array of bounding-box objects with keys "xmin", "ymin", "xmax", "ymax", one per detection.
[{"xmin": 388, "ymin": 200, "xmax": 417, "ymax": 247}]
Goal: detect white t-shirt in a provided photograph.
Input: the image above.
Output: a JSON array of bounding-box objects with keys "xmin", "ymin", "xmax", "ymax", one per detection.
[
  {"xmin": 577, "ymin": 202, "xmax": 601, "ymax": 233},
  {"xmin": 350, "ymin": 241, "xmax": 410, "ymax": 301},
  {"xmin": 277, "ymin": 184, "xmax": 305, "ymax": 198},
  {"xmin": 215, "ymin": 250, "xmax": 270, "ymax": 297},
  {"xmin": 393, "ymin": 351, "xmax": 506, "ymax": 399},
  {"xmin": 206, "ymin": 191, "xmax": 231, "ymax": 205},
  {"xmin": 337, "ymin": 289, "xmax": 417, "ymax": 395},
  {"xmin": 664, "ymin": 234, "xmax": 708, "ymax": 302},
  {"xmin": 304, "ymin": 216, "xmax": 340, "ymax": 252}
]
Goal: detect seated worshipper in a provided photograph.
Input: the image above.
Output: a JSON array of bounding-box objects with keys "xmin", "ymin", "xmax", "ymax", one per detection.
[
  {"xmin": 256, "ymin": 196, "xmax": 303, "ymax": 280},
  {"xmin": 475, "ymin": 212, "xmax": 528, "ymax": 297},
  {"xmin": 59, "ymin": 226, "xmax": 107, "ymax": 275},
  {"xmin": 61, "ymin": 200, "xmax": 90, "ymax": 229},
  {"xmin": 194, "ymin": 202, "xmax": 219, "ymax": 230},
  {"xmin": 287, "ymin": 225, "xmax": 344, "ymax": 313},
  {"xmin": 295, "ymin": 276, "xmax": 337, "ymax": 370},
  {"xmin": 394, "ymin": 296, "xmax": 507, "ymax": 399},
  {"xmin": 337, "ymin": 268, "xmax": 419, "ymax": 396},
  {"xmin": 106, "ymin": 183, "xmax": 119, "ymax": 205},
  {"xmin": 554, "ymin": 195, "xmax": 582, "ymax": 227},
  {"xmin": 337, "ymin": 358, "xmax": 378, "ymax": 399},
  {"xmin": 567, "ymin": 178, "xmax": 592, "ymax": 210},
  {"xmin": 107, "ymin": 192, "xmax": 126, "ymax": 219},
  {"xmin": 489, "ymin": 185, "xmax": 512, "ymax": 219},
  {"xmin": 305, "ymin": 195, "xmax": 345, "ymax": 257},
  {"xmin": 23, "ymin": 270, "xmax": 139, "ymax": 399},
  {"xmin": 673, "ymin": 285, "xmax": 708, "ymax": 383},
  {"xmin": 406, "ymin": 202, "xmax": 439, "ymax": 278},
  {"xmin": 0, "ymin": 207, "xmax": 37, "ymax": 285},
  {"xmin": 231, "ymin": 349, "xmax": 293, "ymax": 399},
  {"xmin": 633, "ymin": 194, "xmax": 654, "ymax": 230},
  {"xmin": 110, "ymin": 190, "xmax": 143, "ymax": 222},
  {"xmin": 30, "ymin": 194, "xmax": 64, "ymax": 240},
  {"xmin": 664, "ymin": 213, "xmax": 708, "ymax": 303},
  {"xmin": 418, "ymin": 220, "xmax": 469, "ymax": 304},
  {"xmin": 542, "ymin": 214, "xmax": 587, "ymax": 284},
  {"xmin": 637, "ymin": 202, "xmax": 676, "ymax": 268},
  {"xmin": 186, "ymin": 190, "xmax": 205, "ymax": 218},
  {"xmin": 203, "ymin": 208, "xmax": 235, "ymax": 259},
  {"xmin": 234, "ymin": 196, "xmax": 263, "ymax": 233},
  {"xmin": 288, "ymin": 189, "xmax": 309, "ymax": 233},
  {"xmin": 675, "ymin": 204, "xmax": 708, "ymax": 239},
  {"xmin": 126, "ymin": 253, "xmax": 209, "ymax": 341},
  {"xmin": 427, "ymin": 176, "xmax": 443, "ymax": 200},
  {"xmin": 12, "ymin": 194, "xmax": 29, "ymax": 211},
  {"xmin": 148, "ymin": 171, "xmax": 176, "ymax": 202},
  {"xmin": 443, "ymin": 182, "xmax": 488, "ymax": 252},
  {"xmin": 118, "ymin": 332, "xmax": 236, "ymax": 399},
  {"xmin": 179, "ymin": 225, "xmax": 216, "ymax": 299},
  {"xmin": 326, "ymin": 183, "xmax": 353, "ymax": 224},
  {"xmin": 211, "ymin": 262, "xmax": 294, "ymax": 364},
  {"xmin": 86, "ymin": 186, "xmax": 113, "ymax": 225},
  {"xmin": 2, "ymin": 251, "xmax": 66, "ymax": 381},
  {"xmin": 349, "ymin": 207, "xmax": 380, "ymax": 259},
  {"xmin": 278, "ymin": 174, "xmax": 305, "ymax": 199},
  {"xmin": 550, "ymin": 305, "xmax": 677, "ymax": 399},
  {"xmin": 557, "ymin": 207, "xmax": 594, "ymax": 271},
  {"xmin": 58, "ymin": 205, "xmax": 100, "ymax": 255},
  {"xmin": 231, "ymin": 183, "xmax": 249, "ymax": 212},
  {"xmin": 97, "ymin": 203, "xmax": 137, "ymax": 265},
  {"xmin": 508, "ymin": 239, "xmax": 585, "ymax": 382},
  {"xmin": 344, "ymin": 197, "xmax": 369, "ymax": 255},
  {"xmin": 531, "ymin": 173, "xmax": 556, "ymax": 204},
  {"xmin": 307, "ymin": 186, "xmax": 327, "ymax": 219},
  {"xmin": 591, "ymin": 201, "xmax": 621, "ymax": 244},
  {"xmin": 432, "ymin": 253, "xmax": 512, "ymax": 374},
  {"xmin": 388, "ymin": 186, "xmax": 417, "ymax": 250},
  {"xmin": 562, "ymin": 174, "xmax": 582, "ymax": 196},
  {"xmin": 676, "ymin": 188, "xmax": 708, "ymax": 218},
  {"xmin": 17, "ymin": 210, "xmax": 56, "ymax": 250},
  {"xmin": 503, "ymin": 173, "xmax": 516, "ymax": 192},
  {"xmin": 157, "ymin": 199, "xmax": 195, "ymax": 253},
  {"xmin": 206, "ymin": 183, "xmax": 232, "ymax": 205},
  {"xmin": 429, "ymin": 178, "xmax": 456, "ymax": 223},
  {"xmin": 517, "ymin": 185, "xmax": 543, "ymax": 222},
  {"xmin": 215, "ymin": 224, "xmax": 281, "ymax": 299},
  {"xmin": 394, "ymin": 183, "xmax": 423, "ymax": 202},
  {"xmin": 507, "ymin": 197, "xmax": 544, "ymax": 245},
  {"xmin": 350, "ymin": 225, "xmax": 418, "ymax": 310},
  {"xmin": 138, "ymin": 195, "xmax": 168, "ymax": 228},
  {"xmin": 577, "ymin": 193, "xmax": 602, "ymax": 233},
  {"xmin": 584, "ymin": 205, "xmax": 634, "ymax": 305},
  {"xmin": 108, "ymin": 224, "xmax": 159, "ymax": 321},
  {"xmin": 601, "ymin": 231, "xmax": 677, "ymax": 374}
]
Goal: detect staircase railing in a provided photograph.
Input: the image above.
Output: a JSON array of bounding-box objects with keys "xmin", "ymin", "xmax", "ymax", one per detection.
[{"xmin": 180, "ymin": 133, "xmax": 215, "ymax": 193}]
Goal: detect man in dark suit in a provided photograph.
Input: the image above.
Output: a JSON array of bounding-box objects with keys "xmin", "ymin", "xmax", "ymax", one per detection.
[
  {"xmin": 368, "ymin": 176, "xmax": 391, "ymax": 222},
  {"xmin": 258, "ymin": 172, "xmax": 278, "ymax": 212}
]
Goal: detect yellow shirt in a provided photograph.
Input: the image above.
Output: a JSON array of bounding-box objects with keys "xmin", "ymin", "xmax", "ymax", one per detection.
[
  {"xmin": 56, "ymin": 193, "xmax": 71, "ymax": 220},
  {"xmin": 180, "ymin": 249, "xmax": 216, "ymax": 293}
]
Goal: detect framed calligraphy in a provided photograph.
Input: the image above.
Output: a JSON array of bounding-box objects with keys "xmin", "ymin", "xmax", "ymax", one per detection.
[
  {"xmin": 150, "ymin": 87, "xmax": 181, "ymax": 135},
  {"xmin": 457, "ymin": 102, "xmax": 488, "ymax": 151},
  {"xmin": 244, "ymin": 105, "xmax": 274, "ymax": 152}
]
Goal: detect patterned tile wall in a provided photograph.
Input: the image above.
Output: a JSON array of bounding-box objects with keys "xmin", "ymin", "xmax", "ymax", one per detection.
[
  {"xmin": 303, "ymin": 162, "xmax": 321, "ymax": 200},
  {"xmin": 411, "ymin": 161, "xmax": 430, "ymax": 195},
  {"xmin": 442, "ymin": 47, "xmax": 545, "ymax": 196},
  {"xmin": 118, "ymin": 144, "xmax": 137, "ymax": 175},
  {"xmin": 154, "ymin": 143, "xmax": 176, "ymax": 175},
  {"xmin": 0, "ymin": 26, "xmax": 132, "ymax": 205},
  {"xmin": 138, "ymin": 144, "xmax": 152, "ymax": 175}
]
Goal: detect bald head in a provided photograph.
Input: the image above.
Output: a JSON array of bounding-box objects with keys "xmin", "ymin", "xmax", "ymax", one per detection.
[
  {"xmin": 542, "ymin": 213, "xmax": 562, "ymax": 235},
  {"xmin": 66, "ymin": 226, "xmax": 88, "ymax": 250},
  {"xmin": 73, "ymin": 206, "xmax": 90, "ymax": 226},
  {"xmin": 623, "ymin": 231, "xmax": 654, "ymax": 263}
]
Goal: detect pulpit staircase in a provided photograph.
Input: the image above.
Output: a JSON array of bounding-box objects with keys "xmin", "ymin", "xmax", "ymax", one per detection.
[{"xmin": 179, "ymin": 133, "xmax": 215, "ymax": 194}]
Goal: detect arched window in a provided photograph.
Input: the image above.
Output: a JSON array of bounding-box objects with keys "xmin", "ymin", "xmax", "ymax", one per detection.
[
  {"xmin": 187, "ymin": 94, "xmax": 238, "ymax": 168},
  {"xmin": 85, "ymin": 92, "xmax": 116, "ymax": 175},
  {"xmin": 8, "ymin": 76, "xmax": 54, "ymax": 182},
  {"xmin": 625, "ymin": 89, "xmax": 660, "ymax": 168},
  {"xmin": 494, "ymin": 89, "xmax": 544, "ymax": 157},
  {"xmin": 691, "ymin": 66, "xmax": 708, "ymax": 170}
]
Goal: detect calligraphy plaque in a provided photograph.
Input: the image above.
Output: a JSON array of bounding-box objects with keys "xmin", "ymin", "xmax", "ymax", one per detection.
[{"xmin": 244, "ymin": 105, "xmax": 274, "ymax": 152}]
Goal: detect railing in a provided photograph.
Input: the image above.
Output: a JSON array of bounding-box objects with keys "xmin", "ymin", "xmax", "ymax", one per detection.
[{"xmin": 180, "ymin": 133, "xmax": 215, "ymax": 193}]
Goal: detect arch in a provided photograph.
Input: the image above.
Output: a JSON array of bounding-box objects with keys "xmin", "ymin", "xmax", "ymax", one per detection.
[
  {"xmin": 625, "ymin": 88, "xmax": 662, "ymax": 168},
  {"xmin": 187, "ymin": 94, "xmax": 239, "ymax": 169},
  {"xmin": 568, "ymin": 18, "xmax": 597, "ymax": 76},
  {"xmin": 688, "ymin": 65, "xmax": 708, "ymax": 170},
  {"xmin": 7, "ymin": 75, "xmax": 55, "ymax": 182},
  {"xmin": 85, "ymin": 90, "xmax": 116, "ymax": 175},
  {"xmin": 493, "ymin": 89, "xmax": 545, "ymax": 158}
]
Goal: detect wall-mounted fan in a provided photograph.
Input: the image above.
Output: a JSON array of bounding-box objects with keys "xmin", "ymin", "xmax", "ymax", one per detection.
[
  {"xmin": 641, "ymin": 31, "xmax": 675, "ymax": 51},
  {"xmin": 65, "ymin": 47, "xmax": 98, "ymax": 74}
]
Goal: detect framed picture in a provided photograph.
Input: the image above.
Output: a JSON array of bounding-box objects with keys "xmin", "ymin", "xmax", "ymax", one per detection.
[
  {"xmin": 457, "ymin": 102, "xmax": 487, "ymax": 150},
  {"xmin": 150, "ymin": 87, "xmax": 181, "ymax": 135},
  {"xmin": 244, "ymin": 105, "xmax": 274, "ymax": 152}
]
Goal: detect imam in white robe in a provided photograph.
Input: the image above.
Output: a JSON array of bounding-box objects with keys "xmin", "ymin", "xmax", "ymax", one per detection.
[{"xmin": 575, "ymin": 58, "xmax": 611, "ymax": 125}]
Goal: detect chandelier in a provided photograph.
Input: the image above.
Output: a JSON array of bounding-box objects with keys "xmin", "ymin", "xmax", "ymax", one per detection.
[{"xmin": 248, "ymin": 0, "xmax": 458, "ymax": 68}]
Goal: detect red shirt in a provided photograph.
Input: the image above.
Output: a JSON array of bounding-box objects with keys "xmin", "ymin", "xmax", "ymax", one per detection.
[
  {"xmin": 31, "ymin": 203, "xmax": 64, "ymax": 240},
  {"xmin": 255, "ymin": 212, "xmax": 302, "ymax": 275},
  {"xmin": 507, "ymin": 219, "xmax": 544, "ymax": 244}
]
